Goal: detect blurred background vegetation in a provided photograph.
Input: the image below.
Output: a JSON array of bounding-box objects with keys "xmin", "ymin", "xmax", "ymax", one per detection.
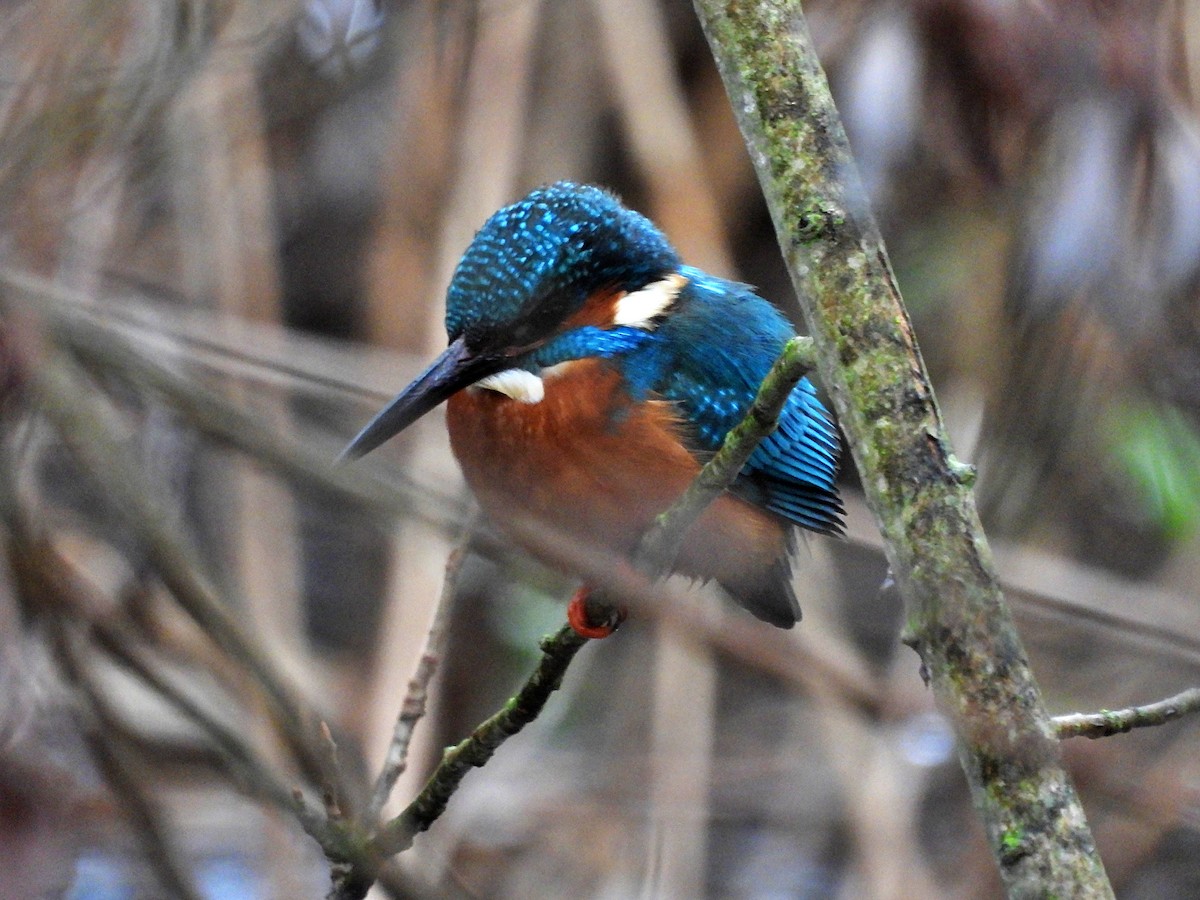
[{"xmin": 1, "ymin": 0, "xmax": 1199, "ymax": 897}]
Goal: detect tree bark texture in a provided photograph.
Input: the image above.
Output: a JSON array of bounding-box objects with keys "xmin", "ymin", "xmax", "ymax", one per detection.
[{"xmin": 692, "ymin": 1, "xmax": 1113, "ymax": 896}]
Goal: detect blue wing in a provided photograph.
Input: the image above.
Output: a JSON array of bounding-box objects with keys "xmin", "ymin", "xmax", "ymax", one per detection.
[{"xmin": 644, "ymin": 268, "xmax": 844, "ymax": 536}]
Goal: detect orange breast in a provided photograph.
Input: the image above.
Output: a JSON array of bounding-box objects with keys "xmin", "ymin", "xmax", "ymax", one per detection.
[{"xmin": 445, "ymin": 359, "xmax": 788, "ymax": 592}]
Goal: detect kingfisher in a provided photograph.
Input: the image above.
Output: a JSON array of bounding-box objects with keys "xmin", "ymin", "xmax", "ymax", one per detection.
[{"xmin": 342, "ymin": 182, "xmax": 842, "ymax": 636}]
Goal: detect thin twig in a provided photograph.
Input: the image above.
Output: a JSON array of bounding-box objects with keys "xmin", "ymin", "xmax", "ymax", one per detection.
[
  {"xmin": 52, "ymin": 627, "xmax": 206, "ymax": 900},
  {"xmin": 318, "ymin": 721, "xmax": 344, "ymax": 821},
  {"xmin": 1054, "ymin": 687, "xmax": 1200, "ymax": 740},
  {"xmin": 638, "ymin": 335, "xmax": 815, "ymax": 571},
  {"xmin": 354, "ymin": 628, "xmax": 586, "ymax": 880},
  {"xmin": 12, "ymin": 328, "xmax": 331, "ymax": 787},
  {"xmin": 322, "ymin": 616, "xmax": 585, "ymax": 900},
  {"xmin": 364, "ymin": 542, "xmax": 469, "ymax": 824}
]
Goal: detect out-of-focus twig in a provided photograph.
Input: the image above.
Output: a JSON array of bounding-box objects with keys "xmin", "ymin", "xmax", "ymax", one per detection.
[
  {"xmin": 93, "ymin": 619, "xmax": 313, "ymax": 815},
  {"xmin": 590, "ymin": 0, "xmax": 732, "ymax": 274},
  {"xmin": 52, "ymin": 627, "xmax": 206, "ymax": 900},
  {"xmin": 13, "ymin": 326, "xmax": 331, "ymax": 787},
  {"xmin": 318, "ymin": 721, "xmax": 344, "ymax": 821},
  {"xmin": 364, "ymin": 541, "xmax": 469, "ymax": 824},
  {"xmin": 0, "ymin": 271, "xmax": 465, "ymax": 528},
  {"xmin": 1054, "ymin": 687, "xmax": 1200, "ymax": 739}
]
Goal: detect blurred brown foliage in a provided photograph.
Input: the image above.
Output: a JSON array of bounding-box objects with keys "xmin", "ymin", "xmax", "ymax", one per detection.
[{"xmin": 0, "ymin": 0, "xmax": 1198, "ymax": 897}]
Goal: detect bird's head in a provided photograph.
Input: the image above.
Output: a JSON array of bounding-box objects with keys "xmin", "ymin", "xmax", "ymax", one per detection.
[{"xmin": 341, "ymin": 182, "xmax": 682, "ymax": 459}]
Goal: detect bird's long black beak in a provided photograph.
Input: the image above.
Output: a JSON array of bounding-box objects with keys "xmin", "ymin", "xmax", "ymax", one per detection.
[{"xmin": 339, "ymin": 336, "xmax": 502, "ymax": 461}]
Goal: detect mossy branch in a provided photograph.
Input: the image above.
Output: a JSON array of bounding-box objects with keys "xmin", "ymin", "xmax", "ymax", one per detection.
[
  {"xmin": 322, "ymin": 626, "xmax": 587, "ymax": 899},
  {"xmin": 693, "ymin": 0, "xmax": 1113, "ymax": 895},
  {"xmin": 1055, "ymin": 687, "xmax": 1200, "ymax": 740}
]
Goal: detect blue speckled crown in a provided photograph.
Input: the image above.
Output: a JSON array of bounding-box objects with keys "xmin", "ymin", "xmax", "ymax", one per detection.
[{"xmin": 445, "ymin": 182, "xmax": 680, "ymax": 349}]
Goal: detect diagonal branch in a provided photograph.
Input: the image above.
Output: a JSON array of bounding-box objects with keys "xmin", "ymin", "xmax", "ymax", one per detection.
[
  {"xmin": 693, "ymin": 0, "xmax": 1113, "ymax": 896},
  {"xmin": 638, "ymin": 335, "xmax": 815, "ymax": 570},
  {"xmin": 52, "ymin": 627, "xmax": 206, "ymax": 900},
  {"xmin": 326, "ymin": 626, "xmax": 587, "ymax": 899}
]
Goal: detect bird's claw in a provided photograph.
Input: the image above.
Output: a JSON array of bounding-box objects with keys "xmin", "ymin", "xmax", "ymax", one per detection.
[{"xmin": 567, "ymin": 587, "xmax": 626, "ymax": 639}]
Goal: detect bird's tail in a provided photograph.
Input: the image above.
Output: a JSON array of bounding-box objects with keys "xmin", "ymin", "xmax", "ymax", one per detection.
[{"xmin": 719, "ymin": 548, "xmax": 801, "ymax": 629}]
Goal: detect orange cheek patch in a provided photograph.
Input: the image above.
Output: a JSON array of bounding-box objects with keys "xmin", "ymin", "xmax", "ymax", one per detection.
[{"xmin": 557, "ymin": 286, "xmax": 624, "ymax": 330}]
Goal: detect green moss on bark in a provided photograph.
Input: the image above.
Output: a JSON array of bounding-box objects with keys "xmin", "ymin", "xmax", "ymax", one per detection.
[{"xmin": 693, "ymin": 1, "xmax": 1113, "ymax": 896}]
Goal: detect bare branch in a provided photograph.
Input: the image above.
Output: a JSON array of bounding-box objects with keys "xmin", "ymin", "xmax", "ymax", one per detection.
[
  {"xmin": 318, "ymin": 722, "xmax": 345, "ymax": 821},
  {"xmin": 53, "ymin": 628, "xmax": 206, "ymax": 900},
  {"xmin": 638, "ymin": 336, "xmax": 816, "ymax": 571},
  {"xmin": 364, "ymin": 542, "xmax": 469, "ymax": 824},
  {"xmin": 374, "ymin": 625, "xmax": 586, "ymax": 852},
  {"xmin": 1055, "ymin": 687, "xmax": 1200, "ymax": 740}
]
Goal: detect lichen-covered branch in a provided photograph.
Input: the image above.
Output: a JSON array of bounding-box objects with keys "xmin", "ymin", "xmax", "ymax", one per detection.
[
  {"xmin": 693, "ymin": 0, "xmax": 1113, "ymax": 895},
  {"xmin": 322, "ymin": 626, "xmax": 586, "ymax": 899},
  {"xmin": 1055, "ymin": 687, "xmax": 1200, "ymax": 740}
]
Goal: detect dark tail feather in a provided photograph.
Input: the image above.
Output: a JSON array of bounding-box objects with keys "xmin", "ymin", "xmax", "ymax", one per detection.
[{"xmin": 719, "ymin": 552, "xmax": 801, "ymax": 629}]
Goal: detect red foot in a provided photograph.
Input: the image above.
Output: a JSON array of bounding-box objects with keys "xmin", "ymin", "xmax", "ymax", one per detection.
[{"xmin": 567, "ymin": 587, "xmax": 626, "ymax": 639}]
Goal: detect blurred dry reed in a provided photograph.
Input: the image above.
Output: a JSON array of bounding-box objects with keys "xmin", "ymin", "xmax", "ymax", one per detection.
[{"xmin": 0, "ymin": 0, "xmax": 1197, "ymax": 897}]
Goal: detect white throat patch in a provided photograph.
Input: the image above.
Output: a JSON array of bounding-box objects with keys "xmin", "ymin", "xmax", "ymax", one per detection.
[
  {"xmin": 475, "ymin": 368, "xmax": 545, "ymax": 403},
  {"xmin": 612, "ymin": 272, "xmax": 688, "ymax": 329}
]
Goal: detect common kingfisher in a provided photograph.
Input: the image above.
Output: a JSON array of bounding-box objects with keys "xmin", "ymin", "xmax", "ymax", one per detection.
[{"xmin": 342, "ymin": 182, "xmax": 842, "ymax": 635}]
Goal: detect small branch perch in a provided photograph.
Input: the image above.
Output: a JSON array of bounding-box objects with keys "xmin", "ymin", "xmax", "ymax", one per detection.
[
  {"xmin": 639, "ymin": 335, "xmax": 815, "ymax": 569},
  {"xmin": 373, "ymin": 625, "xmax": 586, "ymax": 854},
  {"xmin": 1055, "ymin": 687, "xmax": 1200, "ymax": 740},
  {"xmin": 322, "ymin": 626, "xmax": 586, "ymax": 899}
]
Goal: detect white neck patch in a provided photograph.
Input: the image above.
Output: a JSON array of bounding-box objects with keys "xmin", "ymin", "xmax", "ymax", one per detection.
[
  {"xmin": 472, "ymin": 273, "xmax": 687, "ymax": 403},
  {"xmin": 475, "ymin": 368, "xmax": 545, "ymax": 403},
  {"xmin": 612, "ymin": 272, "xmax": 688, "ymax": 329}
]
